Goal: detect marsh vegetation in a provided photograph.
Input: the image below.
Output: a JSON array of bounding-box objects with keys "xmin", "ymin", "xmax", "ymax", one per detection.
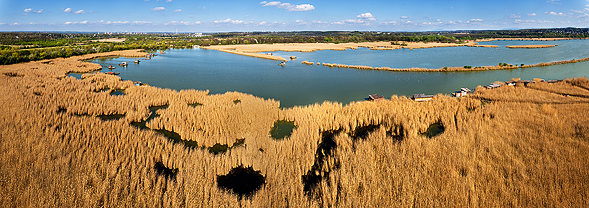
[{"xmin": 1, "ymin": 51, "xmax": 588, "ymax": 207}]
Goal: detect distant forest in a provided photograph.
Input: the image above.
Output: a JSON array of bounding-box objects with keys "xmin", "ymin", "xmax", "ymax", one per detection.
[{"xmin": 1, "ymin": 27, "xmax": 588, "ymax": 65}]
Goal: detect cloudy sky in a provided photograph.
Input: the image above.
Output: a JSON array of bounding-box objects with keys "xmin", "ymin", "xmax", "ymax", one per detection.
[{"xmin": 1, "ymin": 0, "xmax": 588, "ymax": 32}]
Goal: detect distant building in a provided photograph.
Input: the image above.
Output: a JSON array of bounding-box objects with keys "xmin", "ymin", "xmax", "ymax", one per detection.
[
  {"xmin": 368, "ymin": 94, "xmax": 385, "ymax": 101},
  {"xmin": 412, "ymin": 94, "xmax": 434, "ymax": 102},
  {"xmin": 485, "ymin": 83, "xmax": 502, "ymax": 89},
  {"xmin": 453, "ymin": 88, "xmax": 471, "ymax": 97}
]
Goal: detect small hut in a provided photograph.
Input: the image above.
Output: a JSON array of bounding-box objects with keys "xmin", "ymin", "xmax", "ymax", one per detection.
[
  {"xmin": 412, "ymin": 94, "xmax": 434, "ymax": 102},
  {"xmin": 368, "ymin": 94, "xmax": 385, "ymax": 101}
]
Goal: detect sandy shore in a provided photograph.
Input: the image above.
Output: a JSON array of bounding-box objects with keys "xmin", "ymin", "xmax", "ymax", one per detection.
[
  {"xmin": 506, "ymin": 45, "xmax": 557, "ymax": 49},
  {"xmin": 477, "ymin": 37, "xmax": 588, "ymax": 42},
  {"xmin": 202, "ymin": 41, "xmax": 494, "ymax": 61},
  {"xmin": 203, "ymin": 41, "xmax": 484, "ymax": 53}
]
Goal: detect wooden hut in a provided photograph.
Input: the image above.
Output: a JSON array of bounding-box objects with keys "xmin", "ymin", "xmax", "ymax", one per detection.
[
  {"xmin": 412, "ymin": 94, "xmax": 434, "ymax": 102},
  {"xmin": 368, "ymin": 94, "xmax": 385, "ymax": 101}
]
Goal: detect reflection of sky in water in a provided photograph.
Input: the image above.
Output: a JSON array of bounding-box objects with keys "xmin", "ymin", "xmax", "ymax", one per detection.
[{"xmin": 77, "ymin": 40, "xmax": 589, "ymax": 107}]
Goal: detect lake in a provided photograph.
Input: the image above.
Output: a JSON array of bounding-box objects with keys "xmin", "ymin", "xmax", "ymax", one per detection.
[{"xmin": 82, "ymin": 40, "xmax": 589, "ymax": 107}]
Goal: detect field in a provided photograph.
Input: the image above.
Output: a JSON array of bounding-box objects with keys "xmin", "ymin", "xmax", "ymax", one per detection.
[{"xmin": 1, "ymin": 50, "xmax": 588, "ymax": 207}]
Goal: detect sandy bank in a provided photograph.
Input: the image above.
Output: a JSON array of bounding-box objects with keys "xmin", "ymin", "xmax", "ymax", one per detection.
[
  {"xmin": 213, "ymin": 48, "xmax": 287, "ymax": 61},
  {"xmin": 202, "ymin": 41, "xmax": 490, "ymax": 61},
  {"xmin": 506, "ymin": 45, "xmax": 557, "ymax": 49},
  {"xmin": 477, "ymin": 37, "xmax": 588, "ymax": 42},
  {"xmin": 203, "ymin": 41, "xmax": 483, "ymax": 53}
]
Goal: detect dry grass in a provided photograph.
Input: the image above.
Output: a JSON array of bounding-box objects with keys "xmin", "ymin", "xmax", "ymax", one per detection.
[{"xmin": 1, "ymin": 53, "xmax": 588, "ymax": 207}]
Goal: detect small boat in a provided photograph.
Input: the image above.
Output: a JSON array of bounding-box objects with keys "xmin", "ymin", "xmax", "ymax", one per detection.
[
  {"xmin": 118, "ymin": 62, "xmax": 128, "ymax": 66},
  {"xmin": 106, "ymin": 72, "xmax": 120, "ymax": 75},
  {"xmin": 134, "ymin": 59, "xmax": 140, "ymax": 64},
  {"xmin": 133, "ymin": 81, "xmax": 143, "ymax": 86},
  {"xmin": 107, "ymin": 65, "xmax": 115, "ymax": 69},
  {"xmin": 278, "ymin": 62, "xmax": 286, "ymax": 66},
  {"xmin": 290, "ymin": 56, "xmax": 296, "ymax": 60}
]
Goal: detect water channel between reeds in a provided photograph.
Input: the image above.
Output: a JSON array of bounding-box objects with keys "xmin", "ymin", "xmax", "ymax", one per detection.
[{"xmin": 82, "ymin": 40, "xmax": 589, "ymax": 107}]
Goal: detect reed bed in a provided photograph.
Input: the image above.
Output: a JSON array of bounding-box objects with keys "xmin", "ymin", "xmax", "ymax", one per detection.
[
  {"xmin": 1, "ymin": 53, "xmax": 589, "ymax": 207},
  {"xmin": 474, "ymin": 81, "xmax": 589, "ymax": 104},
  {"xmin": 526, "ymin": 78, "xmax": 589, "ymax": 98}
]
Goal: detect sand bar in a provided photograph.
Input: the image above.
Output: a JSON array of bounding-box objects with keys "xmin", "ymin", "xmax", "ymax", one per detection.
[
  {"xmin": 304, "ymin": 56, "xmax": 589, "ymax": 72},
  {"xmin": 506, "ymin": 45, "xmax": 557, "ymax": 49},
  {"xmin": 203, "ymin": 41, "xmax": 483, "ymax": 53},
  {"xmin": 477, "ymin": 37, "xmax": 588, "ymax": 42},
  {"xmin": 202, "ymin": 41, "xmax": 495, "ymax": 61}
]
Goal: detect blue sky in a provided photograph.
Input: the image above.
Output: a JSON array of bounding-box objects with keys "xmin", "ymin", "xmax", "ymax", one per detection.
[{"xmin": 1, "ymin": 0, "xmax": 588, "ymax": 32}]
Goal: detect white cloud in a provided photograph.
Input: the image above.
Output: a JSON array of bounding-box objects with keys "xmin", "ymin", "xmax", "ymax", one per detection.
[
  {"xmin": 260, "ymin": 1, "xmax": 315, "ymax": 11},
  {"xmin": 152, "ymin": 7, "xmax": 166, "ymax": 12},
  {"xmin": 333, "ymin": 13, "xmax": 377, "ymax": 25},
  {"xmin": 132, "ymin": 21, "xmax": 153, "ymax": 25},
  {"xmin": 547, "ymin": 0, "xmax": 561, "ymax": 5},
  {"xmin": 509, "ymin": 14, "xmax": 521, "ymax": 18},
  {"xmin": 514, "ymin": 19, "xmax": 536, "ymax": 23},
  {"xmin": 213, "ymin": 18, "xmax": 244, "ymax": 24},
  {"xmin": 10, "ymin": 22, "xmax": 20, "ymax": 26},
  {"xmin": 24, "ymin": 8, "xmax": 43, "ymax": 13},
  {"xmin": 546, "ymin": 11, "xmax": 565, "ymax": 16},
  {"xmin": 469, "ymin": 18, "xmax": 484, "ymax": 22},
  {"xmin": 357, "ymin": 13, "xmax": 376, "ymax": 21},
  {"xmin": 571, "ymin": 9, "xmax": 584, "ymax": 14},
  {"xmin": 400, "ymin": 16, "xmax": 409, "ymax": 19},
  {"xmin": 528, "ymin": 13, "xmax": 536, "ymax": 16},
  {"xmin": 166, "ymin": 0, "xmax": 172, "ymax": 2},
  {"xmin": 64, "ymin": 8, "xmax": 84, "ymax": 14},
  {"xmin": 312, "ymin": 20, "xmax": 326, "ymax": 24},
  {"xmin": 64, "ymin": 21, "xmax": 87, "ymax": 25},
  {"xmin": 174, "ymin": 9, "xmax": 182, "ymax": 12}
]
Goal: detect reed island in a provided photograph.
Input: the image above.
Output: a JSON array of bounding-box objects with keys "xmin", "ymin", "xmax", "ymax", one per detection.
[{"xmin": 1, "ymin": 48, "xmax": 588, "ymax": 207}]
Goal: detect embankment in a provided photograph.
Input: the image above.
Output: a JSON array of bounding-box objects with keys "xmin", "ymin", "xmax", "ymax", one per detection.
[
  {"xmin": 506, "ymin": 45, "xmax": 557, "ymax": 49},
  {"xmin": 299, "ymin": 56, "xmax": 589, "ymax": 72}
]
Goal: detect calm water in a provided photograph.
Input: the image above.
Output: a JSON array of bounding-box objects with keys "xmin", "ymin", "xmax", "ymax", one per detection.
[{"xmin": 82, "ymin": 40, "xmax": 589, "ymax": 107}]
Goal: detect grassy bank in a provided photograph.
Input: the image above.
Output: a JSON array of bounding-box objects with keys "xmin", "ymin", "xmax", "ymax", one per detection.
[{"xmin": 1, "ymin": 51, "xmax": 588, "ymax": 207}]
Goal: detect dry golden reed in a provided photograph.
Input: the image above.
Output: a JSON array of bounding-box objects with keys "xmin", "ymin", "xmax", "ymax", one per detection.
[{"xmin": 1, "ymin": 51, "xmax": 588, "ymax": 207}]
